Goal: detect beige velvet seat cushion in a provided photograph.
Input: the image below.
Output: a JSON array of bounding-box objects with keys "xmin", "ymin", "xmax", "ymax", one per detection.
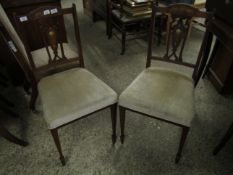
[
  {"xmin": 119, "ymin": 67, "xmax": 195, "ymax": 127},
  {"xmin": 38, "ymin": 68, "xmax": 117, "ymax": 129},
  {"xmin": 31, "ymin": 43, "xmax": 78, "ymax": 67}
]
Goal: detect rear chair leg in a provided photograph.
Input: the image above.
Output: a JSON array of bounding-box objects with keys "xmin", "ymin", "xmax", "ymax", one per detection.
[
  {"xmin": 175, "ymin": 126, "xmax": 189, "ymax": 163},
  {"xmin": 121, "ymin": 30, "xmax": 126, "ymax": 55},
  {"xmin": 119, "ymin": 106, "xmax": 126, "ymax": 144},
  {"xmin": 50, "ymin": 129, "xmax": 66, "ymax": 166},
  {"xmin": 110, "ymin": 103, "xmax": 117, "ymax": 144},
  {"xmin": 30, "ymin": 87, "xmax": 38, "ymax": 112},
  {"xmin": 0, "ymin": 124, "xmax": 28, "ymax": 146}
]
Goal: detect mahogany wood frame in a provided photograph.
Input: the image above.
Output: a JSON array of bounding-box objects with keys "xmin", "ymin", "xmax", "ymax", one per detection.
[
  {"xmin": 0, "ymin": 4, "xmax": 117, "ymax": 165},
  {"xmin": 119, "ymin": 3, "xmax": 212, "ymax": 163}
]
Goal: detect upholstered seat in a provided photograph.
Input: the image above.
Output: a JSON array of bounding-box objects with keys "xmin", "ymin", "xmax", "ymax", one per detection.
[
  {"xmin": 119, "ymin": 67, "xmax": 194, "ymax": 127},
  {"xmin": 32, "ymin": 43, "xmax": 78, "ymax": 67},
  {"xmin": 39, "ymin": 68, "xmax": 117, "ymax": 129}
]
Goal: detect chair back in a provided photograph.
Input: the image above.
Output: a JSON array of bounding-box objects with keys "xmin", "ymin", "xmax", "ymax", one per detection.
[
  {"xmin": 13, "ymin": 4, "xmax": 84, "ymax": 81},
  {"xmin": 146, "ymin": 3, "xmax": 212, "ymax": 82}
]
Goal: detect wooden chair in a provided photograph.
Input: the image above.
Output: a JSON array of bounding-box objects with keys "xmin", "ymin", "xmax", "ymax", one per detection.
[
  {"xmin": 0, "ymin": 4, "xmax": 117, "ymax": 165},
  {"xmin": 107, "ymin": 0, "xmax": 158, "ymax": 55},
  {"xmin": 118, "ymin": 4, "xmax": 212, "ymax": 163}
]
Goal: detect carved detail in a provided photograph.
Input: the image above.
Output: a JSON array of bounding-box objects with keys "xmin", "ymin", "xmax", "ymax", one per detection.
[
  {"xmin": 146, "ymin": 4, "xmax": 211, "ymax": 69},
  {"xmin": 14, "ymin": 5, "xmax": 84, "ymax": 81},
  {"xmin": 48, "ymin": 27, "xmax": 58, "ymax": 52},
  {"xmin": 38, "ymin": 22, "xmax": 68, "ymax": 64},
  {"xmin": 165, "ymin": 17, "xmax": 190, "ymax": 61}
]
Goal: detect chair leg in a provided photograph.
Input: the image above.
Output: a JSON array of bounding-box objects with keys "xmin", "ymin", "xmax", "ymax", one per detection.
[
  {"xmin": 0, "ymin": 124, "xmax": 28, "ymax": 146},
  {"xmin": 175, "ymin": 126, "xmax": 189, "ymax": 163},
  {"xmin": 30, "ymin": 86, "xmax": 38, "ymax": 112},
  {"xmin": 157, "ymin": 15, "xmax": 162, "ymax": 45},
  {"xmin": 23, "ymin": 79, "xmax": 31, "ymax": 95},
  {"xmin": 213, "ymin": 122, "xmax": 233, "ymax": 155},
  {"xmin": 202, "ymin": 39, "xmax": 219, "ymax": 79},
  {"xmin": 108, "ymin": 27, "xmax": 112, "ymax": 39},
  {"xmin": 121, "ymin": 31, "xmax": 126, "ymax": 55},
  {"xmin": 50, "ymin": 129, "xmax": 66, "ymax": 166},
  {"xmin": 110, "ymin": 103, "xmax": 117, "ymax": 145},
  {"xmin": 108, "ymin": 21, "xmax": 113, "ymax": 39},
  {"xmin": 119, "ymin": 106, "xmax": 126, "ymax": 144}
]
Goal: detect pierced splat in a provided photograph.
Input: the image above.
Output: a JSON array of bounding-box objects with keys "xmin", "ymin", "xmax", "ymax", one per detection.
[
  {"xmin": 146, "ymin": 4, "xmax": 211, "ymax": 69},
  {"xmin": 14, "ymin": 5, "xmax": 84, "ymax": 81},
  {"xmin": 165, "ymin": 17, "xmax": 191, "ymax": 62},
  {"xmin": 40, "ymin": 24, "xmax": 68, "ymax": 63}
]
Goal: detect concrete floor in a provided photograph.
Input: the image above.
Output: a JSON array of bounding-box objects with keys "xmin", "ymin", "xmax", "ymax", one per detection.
[{"xmin": 0, "ymin": 0, "xmax": 232, "ymax": 174}]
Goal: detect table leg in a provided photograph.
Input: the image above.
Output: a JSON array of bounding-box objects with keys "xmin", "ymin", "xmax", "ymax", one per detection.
[
  {"xmin": 213, "ymin": 122, "xmax": 233, "ymax": 155},
  {"xmin": 0, "ymin": 124, "xmax": 28, "ymax": 146}
]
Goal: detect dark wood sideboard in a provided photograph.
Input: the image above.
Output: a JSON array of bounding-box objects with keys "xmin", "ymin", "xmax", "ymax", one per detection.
[
  {"xmin": 204, "ymin": 0, "xmax": 233, "ymax": 94},
  {"xmin": 1, "ymin": 0, "xmax": 61, "ymax": 50},
  {"xmin": 0, "ymin": 0, "xmax": 61, "ymax": 85}
]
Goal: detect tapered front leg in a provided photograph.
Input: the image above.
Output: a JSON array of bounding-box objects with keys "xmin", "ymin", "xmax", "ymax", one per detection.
[
  {"xmin": 50, "ymin": 129, "xmax": 65, "ymax": 166},
  {"xmin": 119, "ymin": 106, "xmax": 126, "ymax": 144},
  {"xmin": 175, "ymin": 126, "xmax": 189, "ymax": 163},
  {"xmin": 110, "ymin": 103, "xmax": 117, "ymax": 144}
]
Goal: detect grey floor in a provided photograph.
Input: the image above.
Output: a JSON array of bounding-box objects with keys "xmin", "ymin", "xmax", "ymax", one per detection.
[{"xmin": 0, "ymin": 1, "xmax": 233, "ymax": 174}]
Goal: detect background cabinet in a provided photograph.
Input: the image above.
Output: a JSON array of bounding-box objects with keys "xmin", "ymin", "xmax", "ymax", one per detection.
[
  {"xmin": 0, "ymin": 0, "xmax": 61, "ymax": 85},
  {"xmin": 1, "ymin": 0, "xmax": 61, "ymax": 51},
  {"xmin": 205, "ymin": 0, "xmax": 233, "ymax": 94}
]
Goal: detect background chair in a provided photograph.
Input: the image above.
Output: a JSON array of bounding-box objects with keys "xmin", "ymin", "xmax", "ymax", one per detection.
[
  {"xmin": 118, "ymin": 4, "xmax": 211, "ymax": 163},
  {"xmin": 107, "ymin": 0, "xmax": 158, "ymax": 55},
  {"xmin": 0, "ymin": 4, "xmax": 117, "ymax": 165}
]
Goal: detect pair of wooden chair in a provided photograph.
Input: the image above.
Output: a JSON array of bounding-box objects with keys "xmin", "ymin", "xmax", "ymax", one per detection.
[{"xmin": 0, "ymin": 2, "xmax": 212, "ymax": 165}]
